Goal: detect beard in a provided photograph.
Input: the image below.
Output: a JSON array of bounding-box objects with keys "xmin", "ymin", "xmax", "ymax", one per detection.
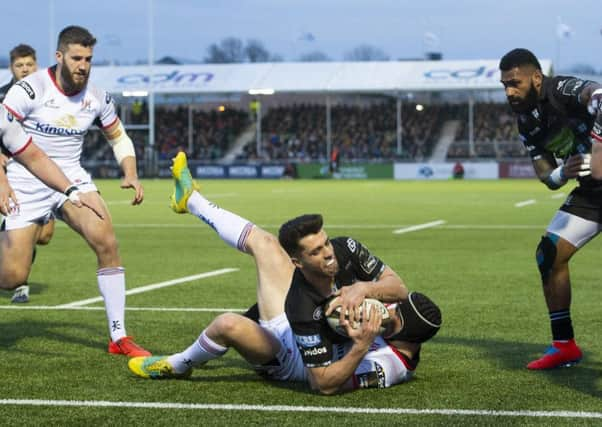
[
  {"xmin": 60, "ymin": 62, "xmax": 88, "ymax": 93},
  {"xmin": 508, "ymin": 83, "xmax": 539, "ymax": 113}
]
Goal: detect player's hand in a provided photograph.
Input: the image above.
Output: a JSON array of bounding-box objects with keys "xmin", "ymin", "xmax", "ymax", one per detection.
[
  {"xmin": 0, "ymin": 183, "xmax": 18, "ymax": 216},
  {"xmin": 562, "ymin": 154, "xmax": 591, "ymax": 178},
  {"xmin": 120, "ymin": 176, "xmax": 144, "ymax": 205},
  {"xmin": 326, "ymin": 283, "xmax": 368, "ymax": 326},
  {"xmin": 70, "ymin": 191, "xmax": 105, "ymax": 219},
  {"xmin": 344, "ymin": 304, "xmax": 382, "ymax": 350}
]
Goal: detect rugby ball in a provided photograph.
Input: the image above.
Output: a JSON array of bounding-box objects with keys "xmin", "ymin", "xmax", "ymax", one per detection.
[{"xmin": 323, "ymin": 297, "xmax": 391, "ymax": 337}]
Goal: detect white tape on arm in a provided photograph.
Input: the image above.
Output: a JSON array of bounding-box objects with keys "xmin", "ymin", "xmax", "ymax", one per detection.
[{"xmin": 107, "ymin": 121, "xmax": 136, "ymax": 164}]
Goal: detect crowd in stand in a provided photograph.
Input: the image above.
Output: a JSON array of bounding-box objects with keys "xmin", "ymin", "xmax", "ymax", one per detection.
[
  {"xmin": 81, "ymin": 101, "xmax": 528, "ymax": 164},
  {"xmin": 447, "ymin": 102, "xmax": 525, "ymax": 159},
  {"xmin": 238, "ymin": 102, "xmax": 458, "ymax": 162}
]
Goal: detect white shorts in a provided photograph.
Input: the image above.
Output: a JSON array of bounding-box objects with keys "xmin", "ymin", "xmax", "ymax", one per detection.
[
  {"xmin": 347, "ymin": 336, "xmax": 415, "ymax": 389},
  {"xmin": 3, "ymin": 165, "xmax": 97, "ymax": 231},
  {"xmin": 256, "ymin": 313, "xmax": 308, "ymax": 382},
  {"xmin": 547, "ymin": 210, "xmax": 602, "ymax": 248}
]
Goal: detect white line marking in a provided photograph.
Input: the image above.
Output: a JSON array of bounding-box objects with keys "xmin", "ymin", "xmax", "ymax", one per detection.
[
  {"xmin": 0, "ymin": 306, "xmax": 246, "ymax": 312},
  {"xmin": 54, "ymin": 223, "xmax": 546, "ymax": 230},
  {"xmin": 515, "ymin": 199, "xmax": 536, "ymax": 208},
  {"xmin": 551, "ymin": 192, "xmax": 565, "ymax": 199},
  {"xmin": 1, "ymin": 399, "xmax": 601, "ymax": 419},
  {"xmin": 55, "ymin": 268, "xmax": 238, "ymax": 308},
  {"xmin": 393, "ymin": 220, "xmax": 446, "ymax": 235}
]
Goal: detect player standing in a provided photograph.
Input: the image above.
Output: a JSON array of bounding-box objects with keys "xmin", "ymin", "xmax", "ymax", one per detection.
[
  {"xmin": 499, "ymin": 48, "xmax": 602, "ymax": 369},
  {"xmin": 1, "ymin": 43, "xmax": 56, "ymax": 303},
  {"xmin": 0, "ymin": 26, "xmax": 149, "ymax": 356}
]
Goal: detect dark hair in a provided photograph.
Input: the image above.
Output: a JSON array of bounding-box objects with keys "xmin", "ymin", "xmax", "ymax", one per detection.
[
  {"xmin": 499, "ymin": 48, "xmax": 541, "ymax": 72},
  {"xmin": 57, "ymin": 26, "xmax": 97, "ymax": 52},
  {"xmin": 278, "ymin": 214, "xmax": 323, "ymax": 256},
  {"xmin": 10, "ymin": 44, "xmax": 36, "ymax": 64}
]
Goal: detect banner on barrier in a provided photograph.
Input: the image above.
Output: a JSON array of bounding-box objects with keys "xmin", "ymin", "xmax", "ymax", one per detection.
[{"xmin": 394, "ymin": 162, "xmax": 498, "ymax": 180}]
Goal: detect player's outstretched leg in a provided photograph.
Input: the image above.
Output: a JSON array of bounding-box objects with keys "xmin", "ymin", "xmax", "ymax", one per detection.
[{"xmin": 170, "ymin": 152, "xmax": 253, "ymax": 253}]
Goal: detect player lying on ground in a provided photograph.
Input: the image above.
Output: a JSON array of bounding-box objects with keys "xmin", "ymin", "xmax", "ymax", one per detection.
[{"xmin": 128, "ymin": 152, "xmax": 441, "ymax": 394}]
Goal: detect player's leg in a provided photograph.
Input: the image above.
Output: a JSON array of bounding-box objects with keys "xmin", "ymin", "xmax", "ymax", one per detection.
[
  {"xmin": 171, "ymin": 152, "xmax": 294, "ymax": 320},
  {"xmin": 60, "ymin": 191, "xmax": 150, "ymax": 357},
  {"xmin": 0, "ymin": 224, "xmax": 40, "ymax": 303},
  {"xmin": 36, "ymin": 218, "xmax": 55, "ymax": 245},
  {"xmin": 15, "ymin": 218, "xmax": 56, "ymax": 303},
  {"xmin": 128, "ymin": 313, "xmax": 282, "ymax": 379},
  {"xmin": 527, "ymin": 209, "xmax": 597, "ymax": 370}
]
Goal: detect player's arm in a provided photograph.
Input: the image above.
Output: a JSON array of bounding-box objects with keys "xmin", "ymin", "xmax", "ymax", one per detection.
[
  {"xmin": 326, "ymin": 238, "xmax": 408, "ymax": 325},
  {"xmin": 0, "ymin": 161, "xmax": 17, "ymax": 215},
  {"xmin": 307, "ymin": 306, "xmax": 382, "ymax": 395},
  {"xmin": 101, "ymin": 117, "xmax": 144, "ymax": 205}
]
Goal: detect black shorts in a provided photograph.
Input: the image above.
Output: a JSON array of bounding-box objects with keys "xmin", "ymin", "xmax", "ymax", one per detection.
[{"xmin": 559, "ymin": 187, "xmax": 602, "ymax": 223}]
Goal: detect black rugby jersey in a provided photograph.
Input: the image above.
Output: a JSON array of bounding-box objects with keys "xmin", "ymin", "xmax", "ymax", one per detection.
[
  {"xmin": 516, "ymin": 75, "xmax": 601, "ymax": 191},
  {"xmin": 284, "ymin": 236, "xmax": 385, "ymax": 367}
]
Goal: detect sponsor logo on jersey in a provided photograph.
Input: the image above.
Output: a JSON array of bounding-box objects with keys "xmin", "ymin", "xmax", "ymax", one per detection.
[
  {"xmin": 35, "ymin": 122, "xmax": 85, "ymax": 136},
  {"xmin": 303, "ymin": 346, "xmax": 327, "ymax": 357},
  {"xmin": 16, "ymin": 81, "xmax": 35, "ymax": 99},
  {"xmin": 531, "ymin": 109, "xmax": 540, "ymax": 120},
  {"xmin": 295, "ymin": 334, "xmax": 322, "ymax": 348},
  {"xmin": 312, "ymin": 306, "xmax": 323, "ymax": 321}
]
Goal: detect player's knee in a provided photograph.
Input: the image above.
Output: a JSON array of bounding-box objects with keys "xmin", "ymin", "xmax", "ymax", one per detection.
[
  {"xmin": 91, "ymin": 233, "xmax": 120, "ymax": 258},
  {"xmin": 36, "ymin": 232, "xmax": 53, "ymax": 245},
  {"xmin": 212, "ymin": 313, "xmax": 244, "ymax": 341},
  {"xmin": 0, "ymin": 264, "xmax": 30, "ymax": 290},
  {"xmin": 536, "ymin": 235, "xmax": 558, "ymax": 284}
]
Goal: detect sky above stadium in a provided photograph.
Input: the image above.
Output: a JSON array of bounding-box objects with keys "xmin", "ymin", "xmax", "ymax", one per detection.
[{"xmin": 2, "ymin": 0, "xmax": 601, "ymax": 72}]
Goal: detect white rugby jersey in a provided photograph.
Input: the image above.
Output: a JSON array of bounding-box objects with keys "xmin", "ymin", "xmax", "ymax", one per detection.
[
  {"xmin": 0, "ymin": 104, "xmax": 32, "ymax": 156},
  {"xmin": 3, "ymin": 66, "xmax": 117, "ymax": 173}
]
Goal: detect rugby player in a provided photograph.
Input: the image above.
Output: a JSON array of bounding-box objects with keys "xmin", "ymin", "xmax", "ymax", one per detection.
[
  {"xmin": 128, "ymin": 153, "xmax": 441, "ymax": 394},
  {"xmin": 0, "ymin": 26, "xmax": 150, "ymax": 357},
  {"xmin": 499, "ymin": 48, "xmax": 602, "ymax": 369},
  {"xmin": 1, "ymin": 43, "xmax": 55, "ymax": 303}
]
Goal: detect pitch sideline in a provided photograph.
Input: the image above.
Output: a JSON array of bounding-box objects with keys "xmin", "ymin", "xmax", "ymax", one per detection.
[{"xmin": 0, "ymin": 399, "xmax": 601, "ymax": 419}]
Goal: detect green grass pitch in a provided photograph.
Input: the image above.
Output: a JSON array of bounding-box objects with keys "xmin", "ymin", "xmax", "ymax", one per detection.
[{"xmin": 1, "ymin": 178, "xmax": 601, "ymax": 426}]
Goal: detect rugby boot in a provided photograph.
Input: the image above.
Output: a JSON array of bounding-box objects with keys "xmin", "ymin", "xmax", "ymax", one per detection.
[
  {"xmin": 11, "ymin": 284, "xmax": 29, "ymax": 304},
  {"xmin": 527, "ymin": 339, "xmax": 582, "ymax": 370},
  {"xmin": 128, "ymin": 356, "xmax": 192, "ymax": 379},
  {"xmin": 108, "ymin": 336, "xmax": 152, "ymax": 357},
  {"xmin": 170, "ymin": 151, "xmax": 200, "ymax": 214}
]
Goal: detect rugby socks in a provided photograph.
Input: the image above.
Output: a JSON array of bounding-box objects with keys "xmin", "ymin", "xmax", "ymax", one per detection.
[
  {"xmin": 167, "ymin": 330, "xmax": 228, "ymax": 373},
  {"xmin": 97, "ymin": 267, "xmax": 127, "ymax": 342},
  {"xmin": 549, "ymin": 309, "xmax": 574, "ymax": 342},
  {"xmin": 187, "ymin": 191, "xmax": 253, "ymax": 252}
]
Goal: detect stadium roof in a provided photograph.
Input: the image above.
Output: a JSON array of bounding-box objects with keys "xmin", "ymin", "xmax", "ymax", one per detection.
[{"xmin": 0, "ymin": 59, "xmax": 552, "ymax": 95}]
